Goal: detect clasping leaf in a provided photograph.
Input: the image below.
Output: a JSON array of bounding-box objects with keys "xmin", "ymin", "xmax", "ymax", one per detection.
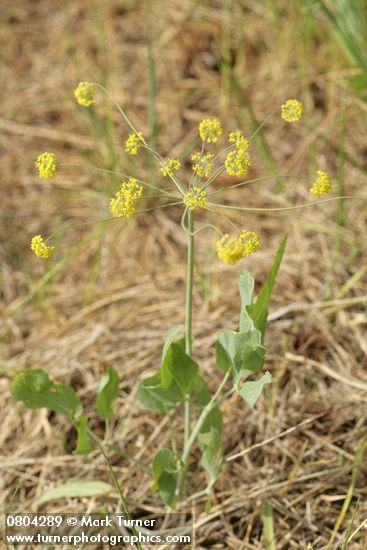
[
  {"xmin": 152, "ymin": 448, "xmax": 178, "ymax": 508},
  {"xmin": 96, "ymin": 367, "xmax": 119, "ymax": 421}
]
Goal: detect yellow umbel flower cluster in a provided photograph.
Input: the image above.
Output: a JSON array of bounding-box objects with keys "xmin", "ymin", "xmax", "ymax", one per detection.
[
  {"xmin": 35, "ymin": 152, "xmax": 57, "ymax": 179},
  {"xmin": 225, "ymin": 132, "xmax": 251, "ymax": 177},
  {"xmin": 229, "ymin": 129, "xmax": 248, "ymax": 149},
  {"xmin": 216, "ymin": 230, "xmax": 260, "ymax": 265},
  {"xmin": 239, "ymin": 230, "xmax": 261, "ymax": 255},
  {"xmin": 74, "ymin": 82, "xmax": 95, "ymax": 107},
  {"xmin": 281, "ymin": 99, "xmax": 303, "ymax": 122},
  {"xmin": 110, "ymin": 178, "xmax": 143, "ymax": 218},
  {"xmin": 160, "ymin": 158, "xmax": 181, "ymax": 177},
  {"xmin": 125, "ymin": 132, "xmax": 144, "ymax": 155},
  {"xmin": 183, "ymin": 187, "xmax": 207, "ymax": 211},
  {"xmin": 191, "ymin": 152, "xmax": 214, "ymax": 178},
  {"xmin": 199, "ymin": 117, "xmax": 223, "ymax": 143},
  {"xmin": 309, "ymin": 170, "xmax": 332, "ymax": 197},
  {"xmin": 31, "ymin": 235, "xmax": 54, "ymax": 259}
]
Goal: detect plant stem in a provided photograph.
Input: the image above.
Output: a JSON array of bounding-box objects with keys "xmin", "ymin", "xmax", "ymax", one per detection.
[
  {"xmin": 182, "ymin": 371, "xmax": 230, "ymax": 466},
  {"xmin": 184, "ymin": 211, "xmax": 195, "ymax": 452},
  {"xmin": 185, "ymin": 211, "xmax": 194, "ymax": 356},
  {"xmin": 88, "ymin": 430, "xmax": 142, "ymax": 550},
  {"xmin": 178, "ymin": 371, "xmax": 230, "ymax": 496},
  {"xmin": 177, "ymin": 211, "xmax": 194, "ymax": 499}
]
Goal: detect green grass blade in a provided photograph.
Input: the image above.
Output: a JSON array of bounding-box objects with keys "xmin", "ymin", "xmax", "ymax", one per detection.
[
  {"xmin": 263, "ymin": 500, "xmax": 276, "ymax": 550},
  {"xmin": 326, "ymin": 438, "xmax": 367, "ymax": 550}
]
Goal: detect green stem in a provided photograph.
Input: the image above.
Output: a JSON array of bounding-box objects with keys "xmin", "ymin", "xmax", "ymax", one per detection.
[
  {"xmin": 178, "ymin": 211, "xmax": 195, "ymax": 498},
  {"xmin": 184, "ymin": 211, "xmax": 194, "ymax": 448},
  {"xmin": 185, "ymin": 211, "xmax": 194, "ymax": 358},
  {"xmin": 178, "ymin": 371, "xmax": 230, "ymax": 496},
  {"xmin": 182, "ymin": 371, "xmax": 230, "ymax": 465},
  {"xmin": 88, "ymin": 430, "xmax": 142, "ymax": 550}
]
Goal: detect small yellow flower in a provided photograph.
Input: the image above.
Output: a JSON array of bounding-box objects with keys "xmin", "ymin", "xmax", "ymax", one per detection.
[
  {"xmin": 216, "ymin": 235, "xmax": 244, "ymax": 265},
  {"xmin": 199, "ymin": 117, "xmax": 223, "ymax": 143},
  {"xmin": 160, "ymin": 158, "xmax": 181, "ymax": 177},
  {"xmin": 225, "ymin": 148, "xmax": 251, "ymax": 177},
  {"xmin": 191, "ymin": 152, "xmax": 214, "ymax": 178},
  {"xmin": 74, "ymin": 82, "xmax": 95, "ymax": 107},
  {"xmin": 228, "ymin": 129, "xmax": 248, "ymax": 149},
  {"xmin": 183, "ymin": 187, "xmax": 207, "ymax": 211},
  {"xmin": 239, "ymin": 230, "xmax": 261, "ymax": 255},
  {"xmin": 281, "ymin": 99, "xmax": 303, "ymax": 122},
  {"xmin": 216, "ymin": 230, "xmax": 260, "ymax": 265},
  {"xmin": 125, "ymin": 132, "xmax": 144, "ymax": 155},
  {"xmin": 31, "ymin": 235, "xmax": 54, "ymax": 259},
  {"xmin": 110, "ymin": 178, "xmax": 143, "ymax": 218},
  {"xmin": 35, "ymin": 152, "xmax": 57, "ymax": 179},
  {"xmin": 309, "ymin": 170, "xmax": 332, "ymax": 197}
]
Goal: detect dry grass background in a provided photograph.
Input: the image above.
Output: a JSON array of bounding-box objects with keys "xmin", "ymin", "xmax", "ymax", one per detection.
[{"xmin": 1, "ymin": 0, "xmax": 367, "ymax": 548}]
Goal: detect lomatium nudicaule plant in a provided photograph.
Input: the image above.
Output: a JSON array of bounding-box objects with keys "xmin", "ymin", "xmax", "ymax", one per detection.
[{"xmin": 11, "ymin": 85, "xmax": 351, "ymax": 512}]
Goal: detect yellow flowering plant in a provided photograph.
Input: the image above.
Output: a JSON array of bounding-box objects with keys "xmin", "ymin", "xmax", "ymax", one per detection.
[{"xmin": 12, "ymin": 83, "xmax": 357, "ymax": 512}]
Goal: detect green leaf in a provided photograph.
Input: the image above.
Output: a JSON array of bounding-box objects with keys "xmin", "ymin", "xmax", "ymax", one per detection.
[
  {"xmin": 96, "ymin": 368, "xmax": 119, "ymax": 421},
  {"xmin": 248, "ymin": 235, "xmax": 287, "ymax": 339},
  {"xmin": 152, "ymin": 449, "xmax": 177, "ymax": 508},
  {"xmin": 157, "ymin": 471, "xmax": 177, "ymax": 508},
  {"xmin": 217, "ymin": 329, "xmax": 266, "ymax": 386},
  {"xmin": 10, "ymin": 369, "xmax": 82, "ymax": 419},
  {"xmin": 163, "ymin": 343, "xmax": 198, "ymax": 397},
  {"xmin": 199, "ymin": 399, "xmax": 224, "ymax": 491},
  {"xmin": 238, "ymin": 271, "xmax": 256, "ymax": 332},
  {"xmin": 162, "ymin": 325, "xmax": 183, "ymax": 362},
  {"xmin": 200, "ymin": 405, "xmax": 223, "ymax": 436},
  {"xmin": 137, "ymin": 340, "xmax": 199, "ymax": 413},
  {"xmin": 239, "ymin": 371, "xmax": 272, "ymax": 407},
  {"xmin": 137, "ymin": 372, "xmax": 182, "ymax": 414},
  {"xmin": 152, "ymin": 448, "xmax": 177, "ymax": 481},
  {"xmin": 216, "ymin": 270, "xmax": 266, "ymax": 382},
  {"xmin": 36, "ymin": 481, "xmax": 113, "ymax": 506},
  {"xmin": 137, "ymin": 326, "xmax": 188, "ymax": 414},
  {"xmin": 74, "ymin": 417, "xmax": 94, "ymax": 455},
  {"xmin": 215, "ymin": 340, "xmax": 232, "ymax": 373},
  {"xmin": 194, "ymin": 375, "xmax": 211, "ymax": 407},
  {"xmin": 199, "ymin": 428, "xmax": 224, "ymax": 490}
]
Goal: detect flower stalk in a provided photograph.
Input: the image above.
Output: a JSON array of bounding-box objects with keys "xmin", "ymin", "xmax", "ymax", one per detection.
[{"xmin": 184, "ymin": 210, "xmax": 194, "ymax": 444}]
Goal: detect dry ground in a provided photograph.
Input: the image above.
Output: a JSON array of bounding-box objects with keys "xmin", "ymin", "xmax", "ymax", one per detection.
[{"xmin": 1, "ymin": 1, "xmax": 367, "ymax": 548}]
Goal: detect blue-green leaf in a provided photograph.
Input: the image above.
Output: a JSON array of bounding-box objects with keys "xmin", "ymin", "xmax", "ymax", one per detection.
[
  {"xmin": 215, "ymin": 339, "xmax": 232, "ymax": 373},
  {"xmin": 136, "ymin": 372, "xmax": 182, "ymax": 414},
  {"xmin": 194, "ymin": 375, "xmax": 211, "ymax": 407},
  {"xmin": 238, "ymin": 270, "xmax": 256, "ymax": 332},
  {"xmin": 152, "ymin": 448, "xmax": 177, "ymax": 481},
  {"xmin": 200, "ymin": 405, "xmax": 223, "ymax": 437},
  {"xmin": 239, "ymin": 371, "xmax": 272, "ymax": 407},
  {"xmin": 162, "ymin": 325, "xmax": 184, "ymax": 362},
  {"xmin": 163, "ymin": 343, "xmax": 198, "ymax": 397},
  {"xmin": 36, "ymin": 481, "xmax": 113, "ymax": 506},
  {"xmin": 199, "ymin": 398, "xmax": 224, "ymax": 490},
  {"xmin": 216, "ymin": 270, "xmax": 265, "ymax": 384},
  {"xmin": 157, "ymin": 471, "xmax": 177, "ymax": 508},
  {"xmin": 10, "ymin": 369, "xmax": 82, "ymax": 419},
  {"xmin": 96, "ymin": 368, "xmax": 119, "ymax": 421},
  {"xmin": 199, "ymin": 428, "xmax": 224, "ymax": 490},
  {"xmin": 152, "ymin": 448, "xmax": 178, "ymax": 508},
  {"xmin": 217, "ymin": 329, "xmax": 266, "ymax": 387},
  {"xmin": 137, "ymin": 339, "xmax": 199, "ymax": 413}
]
